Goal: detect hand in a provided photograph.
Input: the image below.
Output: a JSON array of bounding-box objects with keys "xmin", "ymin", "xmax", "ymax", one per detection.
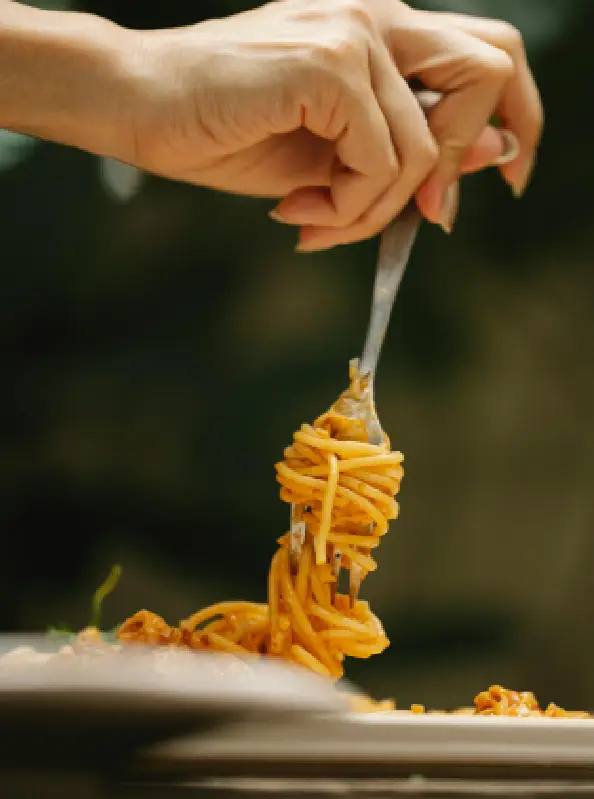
[{"xmin": 129, "ymin": 0, "xmax": 542, "ymax": 250}]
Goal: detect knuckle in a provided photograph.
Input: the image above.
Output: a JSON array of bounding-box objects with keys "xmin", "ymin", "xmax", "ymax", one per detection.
[
  {"xmin": 339, "ymin": 0, "xmax": 373, "ymax": 30},
  {"xmin": 441, "ymin": 137, "xmax": 469, "ymax": 162},
  {"xmin": 382, "ymin": 150, "xmax": 400, "ymax": 179},
  {"xmin": 332, "ymin": 197, "xmax": 361, "ymax": 228},
  {"xmin": 310, "ymin": 34, "xmax": 363, "ymax": 69},
  {"xmin": 415, "ymin": 137, "xmax": 439, "ymax": 172},
  {"xmin": 398, "ymin": 136, "xmax": 438, "ymax": 184},
  {"xmin": 480, "ymin": 48, "xmax": 515, "ymax": 83},
  {"xmin": 492, "ymin": 20, "xmax": 525, "ymax": 55},
  {"xmin": 334, "ymin": 209, "xmax": 358, "ymax": 228},
  {"xmin": 307, "ymin": 0, "xmax": 372, "ymax": 68}
]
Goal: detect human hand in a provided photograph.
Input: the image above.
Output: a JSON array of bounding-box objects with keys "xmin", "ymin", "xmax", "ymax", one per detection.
[{"xmin": 126, "ymin": 0, "xmax": 543, "ymax": 250}]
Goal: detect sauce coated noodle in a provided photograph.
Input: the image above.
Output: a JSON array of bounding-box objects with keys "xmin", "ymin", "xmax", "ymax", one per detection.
[{"xmin": 119, "ymin": 366, "xmax": 402, "ymax": 680}]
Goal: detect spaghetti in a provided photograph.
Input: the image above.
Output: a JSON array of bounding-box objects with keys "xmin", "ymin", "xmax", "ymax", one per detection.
[
  {"xmin": 343, "ymin": 685, "xmax": 591, "ymax": 717},
  {"xmin": 117, "ymin": 366, "xmax": 403, "ymax": 680}
]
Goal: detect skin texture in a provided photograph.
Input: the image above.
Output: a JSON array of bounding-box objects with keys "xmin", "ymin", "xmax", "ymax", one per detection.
[{"xmin": 0, "ymin": 0, "xmax": 543, "ymax": 250}]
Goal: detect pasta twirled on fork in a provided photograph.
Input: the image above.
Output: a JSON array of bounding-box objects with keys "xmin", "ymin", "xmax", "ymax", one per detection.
[{"xmin": 117, "ymin": 372, "xmax": 403, "ymax": 680}]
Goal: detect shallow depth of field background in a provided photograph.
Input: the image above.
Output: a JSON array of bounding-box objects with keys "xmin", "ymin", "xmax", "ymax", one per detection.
[{"xmin": 1, "ymin": 0, "xmax": 593, "ymax": 709}]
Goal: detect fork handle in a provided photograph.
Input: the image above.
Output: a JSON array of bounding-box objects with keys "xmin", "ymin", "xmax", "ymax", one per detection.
[{"xmin": 358, "ymin": 204, "xmax": 421, "ymax": 378}]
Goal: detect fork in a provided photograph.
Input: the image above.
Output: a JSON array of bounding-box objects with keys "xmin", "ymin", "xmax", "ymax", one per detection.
[
  {"xmin": 289, "ymin": 203, "xmax": 422, "ymax": 603},
  {"xmin": 288, "ymin": 87, "xmax": 436, "ymax": 602},
  {"xmin": 344, "ymin": 203, "xmax": 421, "ymax": 602}
]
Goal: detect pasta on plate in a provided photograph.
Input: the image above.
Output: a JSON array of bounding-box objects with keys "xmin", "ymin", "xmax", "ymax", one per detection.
[
  {"xmin": 118, "ymin": 364, "xmax": 402, "ymax": 681},
  {"xmin": 1, "ymin": 366, "xmax": 589, "ymax": 718}
]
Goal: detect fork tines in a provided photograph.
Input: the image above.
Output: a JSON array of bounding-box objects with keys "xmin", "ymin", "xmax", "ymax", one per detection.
[{"xmin": 289, "ymin": 503, "xmax": 306, "ymax": 573}]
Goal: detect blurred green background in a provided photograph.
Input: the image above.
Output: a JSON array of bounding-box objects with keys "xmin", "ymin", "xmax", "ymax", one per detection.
[{"xmin": 1, "ymin": 0, "xmax": 593, "ymax": 712}]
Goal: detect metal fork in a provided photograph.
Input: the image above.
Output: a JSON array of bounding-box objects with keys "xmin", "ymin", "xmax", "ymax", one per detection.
[
  {"xmin": 345, "ymin": 203, "xmax": 421, "ymax": 602},
  {"xmin": 289, "ymin": 203, "xmax": 422, "ymax": 602},
  {"xmin": 357, "ymin": 202, "xmax": 421, "ymax": 440},
  {"xmin": 288, "ymin": 87, "xmax": 436, "ymax": 599}
]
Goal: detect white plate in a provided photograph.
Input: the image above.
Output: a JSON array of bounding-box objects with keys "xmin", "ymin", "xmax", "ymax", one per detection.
[
  {"xmin": 0, "ymin": 637, "xmax": 345, "ymax": 768},
  {"xmin": 141, "ymin": 711, "xmax": 594, "ymax": 770}
]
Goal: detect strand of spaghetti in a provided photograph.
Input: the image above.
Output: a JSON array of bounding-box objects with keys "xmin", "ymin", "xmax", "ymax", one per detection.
[
  {"xmin": 279, "ymin": 613, "xmax": 291, "ymax": 632},
  {"xmin": 286, "ymin": 441, "xmax": 326, "ymax": 464},
  {"xmin": 309, "ymin": 565, "xmax": 333, "ymax": 609},
  {"xmin": 341, "ymin": 546, "xmax": 376, "ymax": 572},
  {"xmin": 290, "ymin": 644, "xmax": 331, "ymax": 677},
  {"xmin": 318, "ymin": 629, "xmax": 373, "ymax": 644},
  {"xmin": 278, "ymin": 465, "xmax": 389, "ymax": 533},
  {"xmin": 300, "ymin": 423, "xmax": 330, "ymax": 439},
  {"xmin": 337, "ymin": 454, "xmax": 404, "ymax": 469},
  {"xmin": 200, "ymin": 619, "xmax": 230, "ymax": 635},
  {"xmin": 206, "ymin": 632, "xmax": 254, "ymax": 655},
  {"xmin": 226, "ymin": 617, "xmax": 268, "ymax": 643},
  {"xmin": 333, "ymin": 483, "xmax": 388, "ymax": 533},
  {"xmin": 336, "ymin": 640, "xmax": 389, "ymax": 657},
  {"xmin": 305, "ymin": 497, "xmax": 350, "ymax": 516},
  {"xmin": 277, "ymin": 548, "xmax": 339, "ymax": 676},
  {"xmin": 275, "ymin": 462, "xmax": 328, "ymax": 491},
  {"xmin": 279, "ymin": 488, "xmax": 312, "ymax": 504},
  {"xmin": 347, "ymin": 470, "xmax": 401, "ymax": 492},
  {"xmin": 320, "ymin": 630, "xmax": 390, "ymax": 657},
  {"xmin": 308, "ymin": 602, "xmax": 376, "ymax": 637},
  {"xmin": 316, "ymin": 453, "xmax": 339, "ymax": 565},
  {"xmin": 294, "ymin": 431, "xmax": 381, "ymax": 457},
  {"xmin": 368, "ymin": 613, "xmax": 387, "ymax": 640},
  {"xmin": 319, "ymin": 629, "xmax": 359, "ymax": 643},
  {"xmin": 338, "ymin": 475, "xmax": 399, "ymax": 513},
  {"xmin": 316, "ymin": 561, "xmax": 336, "ymax": 584},
  {"xmin": 295, "ymin": 454, "xmax": 403, "ymax": 476},
  {"xmin": 327, "ymin": 533, "xmax": 381, "ymax": 548},
  {"xmin": 353, "ymin": 600, "xmax": 374, "ymax": 621},
  {"xmin": 334, "ymin": 520, "xmax": 379, "ymax": 534},
  {"xmin": 182, "ymin": 602, "xmax": 268, "ymax": 633}
]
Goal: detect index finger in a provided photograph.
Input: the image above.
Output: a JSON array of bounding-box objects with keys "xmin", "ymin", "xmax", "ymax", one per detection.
[
  {"xmin": 274, "ymin": 73, "xmax": 398, "ymax": 230},
  {"xmin": 440, "ymin": 14, "xmax": 544, "ymax": 195}
]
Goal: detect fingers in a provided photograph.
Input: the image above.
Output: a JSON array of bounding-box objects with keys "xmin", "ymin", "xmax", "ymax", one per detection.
[
  {"xmin": 411, "ymin": 90, "xmax": 519, "ymax": 175},
  {"xmin": 404, "ymin": 14, "xmax": 542, "ymax": 223},
  {"xmin": 415, "ymin": 124, "xmax": 518, "ymax": 225},
  {"xmin": 272, "ymin": 54, "xmax": 398, "ymax": 232},
  {"xmin": 275, "ymin": 49, "xmax": 438, "ymax": 251},
  {"xmin": 400, "ymin": 26, "xmax": 515, "ymax": 226},
  {"xmin": 267, "ymin": 5, "xmax": 542, "ymax": 248},
  {"xmin": 440, "ymin": 14, "xmax": 543, "ymax": 196},
  {"xmin": 297, "ymin": 53, "xmax": 438, "ymax": 250},
  {"xmin": 460, "ymin": 126, "xmax": 519, "ymax": 174}
]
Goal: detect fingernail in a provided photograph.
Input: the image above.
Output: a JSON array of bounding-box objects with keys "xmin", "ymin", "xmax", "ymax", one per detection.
[
  {"xmin": 295, "ymin": 240, "xmax": 333, "ymax": 254},
  {"xmin": 269, "ymin": 208, "xmax": 291, "ymax": 225},
  {"xmin": 438, "ymin": 182, "xmax": 459, "ymax": 234},
  {"xmin": 510, "ymin": 154, "xmax": 536, "ymax": 198},
  {"xmin": 295, "ymin": 230, "xmax": 336, "ymax": 253},
  {"xmin": 494, "ymin": 129, "xmax": 520, "ymax": 167}
]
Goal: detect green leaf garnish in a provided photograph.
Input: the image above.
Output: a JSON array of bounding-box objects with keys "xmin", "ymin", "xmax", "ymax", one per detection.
[
  {"xmin": 46, "ymin": 564, "xmax": 123, "ymax": 642},
  {"xmin": 46, "ymin": 624, "xmax": 75, "ymax": 643},
  {"xmin": 89, "ymin": 564, "xmax": 122, "ymax": 630}
]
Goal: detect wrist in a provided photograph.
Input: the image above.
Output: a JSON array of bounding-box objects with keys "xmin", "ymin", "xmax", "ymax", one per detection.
[{"xmin": 0, "ymin": 2, "xmax": 142, "ymax": 163}]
